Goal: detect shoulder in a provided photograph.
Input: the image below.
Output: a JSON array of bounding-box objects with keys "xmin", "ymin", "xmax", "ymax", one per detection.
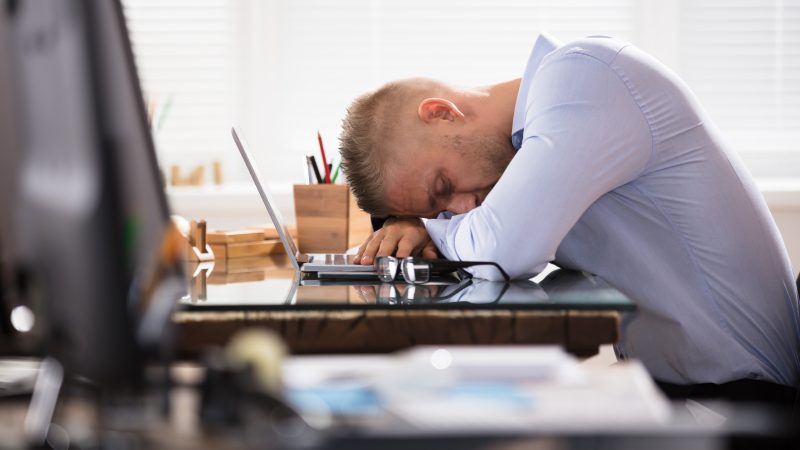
[
  {"xmin": 543, "ymin": 35, "xmax": 631, "ymax": 68},
  {"xmin": 541, "ymin": 35, "xmax": 676, "ymax": 89}
]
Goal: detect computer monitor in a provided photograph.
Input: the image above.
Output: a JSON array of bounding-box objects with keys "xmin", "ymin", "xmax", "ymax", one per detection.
[{"xmin": 0, "ymin": 0, "xmax": 182, "ymax": 387}]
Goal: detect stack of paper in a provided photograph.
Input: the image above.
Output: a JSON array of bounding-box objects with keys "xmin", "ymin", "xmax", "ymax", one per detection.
[{"xmin": 281, "ymin": 345, "xmax": 671, "ymax": 434}]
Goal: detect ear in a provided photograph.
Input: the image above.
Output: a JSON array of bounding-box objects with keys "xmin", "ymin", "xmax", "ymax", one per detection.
[{"xmin": 417, "ymin": 98, "xmax": 466, "ymax": 124}]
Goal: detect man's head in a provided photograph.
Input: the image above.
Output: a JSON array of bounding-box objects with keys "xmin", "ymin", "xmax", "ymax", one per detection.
[{"xmin": 339, "ymin": 78, "xmax": 516, "ymax": 219}]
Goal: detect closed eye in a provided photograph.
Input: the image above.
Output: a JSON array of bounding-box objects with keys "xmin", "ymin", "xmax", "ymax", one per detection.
[
  {"xmin": 428, "ymin": 177, "xmax": 447, "ymax": 213},
  {"xmin": 435, "ymin": 175, "xmax": 450, "ymax": 199}
]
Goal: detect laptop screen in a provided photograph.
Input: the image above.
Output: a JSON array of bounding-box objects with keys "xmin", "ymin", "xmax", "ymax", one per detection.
[{"xmin": 232, "ymin": 127, "xmax": 302, "ymax": 269}]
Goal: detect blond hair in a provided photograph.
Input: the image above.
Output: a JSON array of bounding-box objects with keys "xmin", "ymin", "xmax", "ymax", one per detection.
[{"xmin": 339, "ymin": 78, "xmax": 444, "ymax": 217}]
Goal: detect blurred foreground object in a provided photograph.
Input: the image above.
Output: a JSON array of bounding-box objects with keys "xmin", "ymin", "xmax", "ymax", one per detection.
[
  {"xmin": 0, "ymin": 0, "xmax": 184, "ymax": 446},
  {"xmin": 200, "ymin": 328, "xmax": 325, "ymax": 449}
]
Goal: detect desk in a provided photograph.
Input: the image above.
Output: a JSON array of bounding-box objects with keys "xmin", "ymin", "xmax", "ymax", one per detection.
[
  {"xmin": 174, "ymin": 259, "xmax": 634, "ymax": 358},
  {"xmin": 0, "ymin": 358, "xmax": 787, "ymax": 450}
]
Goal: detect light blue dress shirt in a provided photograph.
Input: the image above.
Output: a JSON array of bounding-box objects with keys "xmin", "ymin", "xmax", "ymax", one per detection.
[{"xmin": 424, "ymin": 34, "xmax": 800, "ymax": 386}]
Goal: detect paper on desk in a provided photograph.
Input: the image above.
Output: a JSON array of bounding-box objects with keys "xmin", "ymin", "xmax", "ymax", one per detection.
[
  {"xmin": 283, "ymin": 346, "xmax": 582, "ymax": 389},
  {"xmin": 398, "ymin": 345, "xmax": 583, "ymax": 382},
  {"xmin": 282, "ymin": 346, "xmax": 671, "ymax": 430},
  {"xmin": 372, "ymin": 346, "xmax": 585, "ymax": 423},
  {"xmin": 282, "ymin": 346, "xmax": 584, "ymax": 417},
  {"xmin": 387, "ymin": 361, "xmax": 672, "ymax": 433}
]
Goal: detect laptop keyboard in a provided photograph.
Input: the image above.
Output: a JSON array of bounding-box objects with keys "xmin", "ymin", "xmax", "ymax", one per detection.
[{"xmin": 317, "ymin": 254, "xmax": 352, "ymax": 265}]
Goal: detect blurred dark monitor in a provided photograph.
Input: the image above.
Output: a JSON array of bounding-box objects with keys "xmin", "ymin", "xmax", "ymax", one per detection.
[{"xmin": 0, "ymin": 0, "xmax": 180, "ymax": 387}]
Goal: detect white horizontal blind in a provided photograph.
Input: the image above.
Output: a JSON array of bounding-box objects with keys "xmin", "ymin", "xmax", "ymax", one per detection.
[
  {"xmin": 679, "ymin": 0, "xmax": 800, "ymax": 152},
  {"xmin": 256, "ymin": 0, "xmax": 636, "ymax": 183},
  {"xmin": 121, "ymin": 0, "xmax": 800, "ymax": 183},
  {"xmin": 121, "ymin": 0, "xmax": 242, "ymax": 161}
]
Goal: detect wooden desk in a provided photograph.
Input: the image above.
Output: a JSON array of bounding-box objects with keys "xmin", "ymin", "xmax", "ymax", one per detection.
[
  {"xmin": 175, "ymin": 260, "xmax": 630, "ymax": 358},
  {"xmin": 176, "ymin": 309, "xmax": 619, "ymax": 358}
]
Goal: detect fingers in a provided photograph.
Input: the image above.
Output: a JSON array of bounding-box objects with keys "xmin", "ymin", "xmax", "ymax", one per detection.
[
  {"xmin": 359, "ymin": 236, "xmax": 382, "ymax": 265},
  {"xmin": 353, "ymin": 239, "xmax": 369, "ymax": 264},
  {"xmin": 353, "ymin": 231, "xmax": 377, "ymax": 264},
  {"xmin": 374, "ymin": 232, "xmax": 401, "ymax": 260},
  {"xmin": 352, "ymin": 219, "xmax": 434, "ymax": 265},
  {"xmin": 395, "ymin": 237, "xmax": 416, "ymax": 258},
  {"xmin": 358, "ymin": 229, "xmax": 396, "ymax": 265},
  {"xmin": 421, "ymin": 241, "xmax": 438, "ymax": 259}
]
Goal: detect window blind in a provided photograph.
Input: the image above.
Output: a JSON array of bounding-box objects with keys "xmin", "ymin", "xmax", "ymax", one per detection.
[
  {"xmin": 121, "ymin": 0, "xmax": 242, "ymax": 161},
  {"xmin": 122, "ymin": 0, "xmax": 799, "ymax": 183},
  {"xmin": 258, "ymin": 0, "xmax": 636, "ymax": 183},
  {"xmin": 679, "ymin": 0, "xmax": 800, "ymax": 152}
]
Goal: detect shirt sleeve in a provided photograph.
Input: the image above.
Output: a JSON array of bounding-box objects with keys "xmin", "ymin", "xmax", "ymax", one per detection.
[{"xmin": 424, "ymin": 50, "xmax": 653, "ymax": 280}]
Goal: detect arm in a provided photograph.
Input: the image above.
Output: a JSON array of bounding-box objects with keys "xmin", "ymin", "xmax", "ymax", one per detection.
[{"xmin": 425, "ymin": 51, "xmax": 652, "ymax": 280}]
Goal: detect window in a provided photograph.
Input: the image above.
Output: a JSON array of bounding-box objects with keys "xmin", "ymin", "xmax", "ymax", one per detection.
[
  {"xmin": 123, "ymin": 0, "xmax": 800, "ymax": 184},
  {"xmin": 679, "ymin": 0, "xmax": 800, "ymax": 155},
  {"xmin": 242, "ymin": 0, "xmax": 638, "ymax": 185},
  {"xmin": 121, "ymin": 0, "xmax": 243, "ymax": 169}
]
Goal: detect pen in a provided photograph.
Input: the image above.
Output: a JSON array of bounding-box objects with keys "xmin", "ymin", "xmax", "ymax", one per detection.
[
  {"xmin": 317, "ymin": 131, "xmax": 331, "ymax": 183},
  {"xmin": 308, "ymin": 155, "xmax": 324, "ymax": 184},
  {"xmin": 304, "ymin": 156, "xmax": 314, "ymax": 184},
  {"xmin": 332, "ymin": 160, "xmax": 342, "ymax": 184}
]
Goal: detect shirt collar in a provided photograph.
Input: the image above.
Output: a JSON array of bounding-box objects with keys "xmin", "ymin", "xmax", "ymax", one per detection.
[{"xmin": 511, "ymin": 32, "xmax": 561, "ymax": 150}]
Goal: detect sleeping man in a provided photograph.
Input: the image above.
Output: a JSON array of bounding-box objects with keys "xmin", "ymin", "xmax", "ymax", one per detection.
[{"xmin": 338, "ymin": 34, "xmax": 800, "ymax": 404}]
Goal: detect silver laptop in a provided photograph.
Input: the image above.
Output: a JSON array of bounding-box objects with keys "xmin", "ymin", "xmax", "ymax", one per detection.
[{"xmin": 231, "ymin": 127, "xmax": 375, "ymax": 276}]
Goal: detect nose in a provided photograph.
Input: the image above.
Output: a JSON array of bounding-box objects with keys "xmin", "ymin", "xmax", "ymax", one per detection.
[{"xmin": 445, "ymin": 193, "xmax": 478, "ymax": 214}]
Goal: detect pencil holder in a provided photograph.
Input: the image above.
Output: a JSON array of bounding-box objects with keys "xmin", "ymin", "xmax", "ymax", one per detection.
[
  {"xmin": 293, "ymin": 184, "xmax": 373, "ymax": 254},
  {"xmin": 293, "ymin": 184, "xmax": 349, "ymax": 253}
]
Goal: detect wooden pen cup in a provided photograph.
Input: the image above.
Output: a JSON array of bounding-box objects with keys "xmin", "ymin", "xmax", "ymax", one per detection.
[{"xmin": 293, "ymin": 184, "xmax": 372, "ymax": 254}]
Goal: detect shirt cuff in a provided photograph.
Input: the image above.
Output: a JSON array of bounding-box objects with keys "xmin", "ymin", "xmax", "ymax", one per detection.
[{"xmin": 423, "ymin": 212, "xmax": 462, "ymax": 261}]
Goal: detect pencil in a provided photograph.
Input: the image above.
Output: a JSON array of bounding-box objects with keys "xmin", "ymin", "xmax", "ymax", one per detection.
[{"xmin": 317, "ymin": 131, "xmax": 331, "ymax": 183}]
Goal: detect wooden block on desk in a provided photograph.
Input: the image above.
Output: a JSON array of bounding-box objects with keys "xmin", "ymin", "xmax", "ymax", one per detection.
[
  {"xmin": 208, "ymin": 230, "xmax": 265, "ymax": 244},
  {"xmin": 254, "ymin": 224, "xmax": 297, "ymax": 240},
  {"xmin": 220, "ymin": 255, "xmax": 290, "ymax": 273},
  {"xmin": 208, "ymin": 270, "xmax": 265, "ymax": 284},
  {"xmin": 226, "ymin": 239, "xmax": 283, "ymax": 258},
  {"xmin": 212, "ymin": 160, "xmax": 224, "ymax": 185},
  {"xmin": 209, "ymin": 239, "xmax": 283, "ymax": 260},
  {"xmin": 209, "ymin": 243, "xmax": 227, "ymax": 259}
]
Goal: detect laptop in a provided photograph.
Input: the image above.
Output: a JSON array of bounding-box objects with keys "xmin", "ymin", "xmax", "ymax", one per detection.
[{"xmin": 231, "ymin": 127, "xmax": 376, "ymax": 277}]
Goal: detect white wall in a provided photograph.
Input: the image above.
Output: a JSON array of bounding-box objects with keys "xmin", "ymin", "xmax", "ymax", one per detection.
[{"xmin": 772, "ymin": 209, "xmax": 800, "ymax": 276}]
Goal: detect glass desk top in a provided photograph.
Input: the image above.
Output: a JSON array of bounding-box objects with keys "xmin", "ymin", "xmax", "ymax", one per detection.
[{"xmin": 179, "ymin": 266, "xmax": 635, "ymax": 312}]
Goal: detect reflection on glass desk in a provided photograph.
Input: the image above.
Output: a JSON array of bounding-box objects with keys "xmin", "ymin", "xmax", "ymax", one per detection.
[
  {"xmin": 175, "ymin": 263, "xmax": 631, "ymax": 357},
  {"xmin": 180, "ymin": 268, "xmax": 635, "ymax": 312}
]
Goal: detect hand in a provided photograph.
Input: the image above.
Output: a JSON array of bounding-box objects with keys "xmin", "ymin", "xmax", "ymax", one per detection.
[{"xmin": 353, "ymin": 217, "xmax": 439, "ymax": 265}]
